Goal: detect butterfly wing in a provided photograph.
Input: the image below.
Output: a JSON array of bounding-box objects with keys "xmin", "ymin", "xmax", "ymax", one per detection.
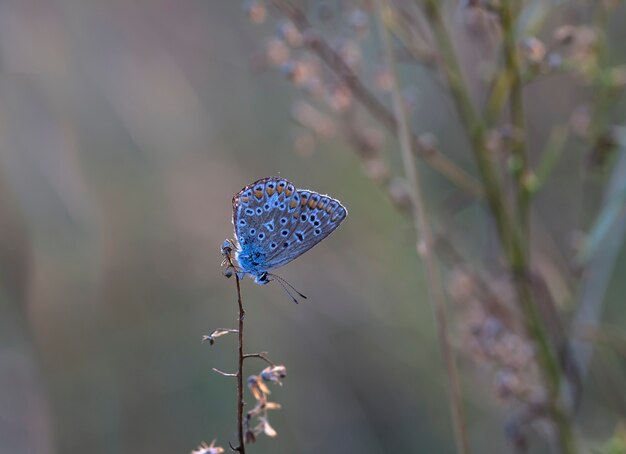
[{"xmin": 232, "ymin": 177, "xmax": 347, "ymax": 275}]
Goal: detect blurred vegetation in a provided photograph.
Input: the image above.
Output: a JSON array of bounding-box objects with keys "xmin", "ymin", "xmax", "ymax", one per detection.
[{"xmin": 0, "ymin": 1, "xmax": 625, "ymax": 453}]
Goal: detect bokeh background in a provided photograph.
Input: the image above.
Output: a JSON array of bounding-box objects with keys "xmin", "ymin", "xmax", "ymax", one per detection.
[{"xmin": 1, "ymin": 1, "xmax": 625, "ymax": 453}]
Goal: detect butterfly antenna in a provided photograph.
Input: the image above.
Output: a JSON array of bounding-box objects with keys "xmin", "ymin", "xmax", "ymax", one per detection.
[{"xmin": 268, "ymin": 273, "xmax": 308, "ymax": 301}]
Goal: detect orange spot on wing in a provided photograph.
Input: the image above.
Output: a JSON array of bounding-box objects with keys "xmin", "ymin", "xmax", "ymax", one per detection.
[
  {"xmin": 290, "ymin": 200, "xmax": 298, "ymax": 209},
  {"xmin": 308, "ymin": 199, "xmax": 316, "ymax": 209},
  {"xmin": 326, "ymin": 206, "xmax": 332, "ymax": 213},
  {"xmin": 266, "ymin": 187, "xmax": 275, "ymax": 196},
  {"xmin": 254, "ymin": 189, "xmax": 263, "ymax": 199},
  {"xmin": 301, "ymin": 198, "xmax": 307, "ymax": 206},
  {"xmin": 317, "ymin": 201, "xmax": 324, "ymax": 209},
  {"xmin": 276, "ymin": 186, "xmax": 284, "ymax": 194},
  {"xmin": 240, "ymin": 197, "xmax": 250, "ymax": 203},
  {"xmin": 285, "ymin": 189, "xmax": 293, "ymax": 197}
]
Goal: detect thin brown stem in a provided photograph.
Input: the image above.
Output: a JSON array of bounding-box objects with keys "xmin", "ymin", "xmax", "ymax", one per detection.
[
  {"xmin": 243, "ymin": 352, "xmax": 276, "ymax": 367},
  {"xmin": 375, "ymin": 3, "xmax": 470, "ymax": 453},
  {"xmin": 234, "ymin": 272, "xmax": 246, "ymax": 454}
]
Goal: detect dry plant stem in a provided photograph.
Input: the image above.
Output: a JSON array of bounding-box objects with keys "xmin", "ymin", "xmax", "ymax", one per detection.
[
  {"xmin": 271, "ymin": 0, "xmax": 483, "ymax": 198},
  {"xmin": 422, "ymin": 1, "xmax": 577, "ymax": 452},
  {"xmin": 375, "ymin": 3, "xmax": 469, "ymax": 453},
  {"xmin": 227, "ymin": 267, "xmax": 246, "ymax": 454}
]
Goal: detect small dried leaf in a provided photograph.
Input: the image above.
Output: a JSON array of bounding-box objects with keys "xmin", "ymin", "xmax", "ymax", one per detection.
[
  {"xmin": 264, "ymin": 401, "xmax": 282, "ymax": 410},
  {"xmin": 202, "ymin": 329, "xmax": 237, "ymax": 345},
  {"xmin": 262, "ymin": 419, "xmax": 278, "ymax": 437}
]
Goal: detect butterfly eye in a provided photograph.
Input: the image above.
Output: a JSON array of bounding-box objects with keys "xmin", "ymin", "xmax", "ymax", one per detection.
[
  {"xmin": 300, "ymin": 214, "xmax": 308, "ymax": 222},
  {"xmin": 279, "ymin": 181, "xmax": 286, "ymax": 187},
  {"xmin": 295, "ymin": 232, "xmax": 304, "ymax": 242},
  {"xmin": 280, "ymin": 229, "xmax": 289, "ymax": 237},
  {"xmin": 239, "ymin": 219, "xmax": 246, "ymax": 226},
  {"xmin": 280, "ymin": 218, "xmax": 288, "ymax": 225},
  {"xmin": 250, "ymin": 228, "xmax": 256, "ymax": 235},
  {"xmin": 283, "ymin": 242, "xmax": 290, "ymax": 248},
  {"xmin": 264, "ymin": 203, "xmax": 270, "ymax": 210},
  {"xmin": 314, "ymin": 228, "xmax": 321, "ymax": 235},
  {"xmin": 313, "ymin": 220, "xmax": 320, "ymax": 227},
  {"xmin": 279, "ymin": 203, "xmax": 286, "ymax": 210},
  {"xmin": 245, "ymin": 208, "xmax": 254, "ymax": 215},
  {"xmin": 258, "ymin": 232, "xmax": 265, "ymax": 240},
  {"xmin": 255, "ymin": 207, "xmax": 263, "ymax": 215},
  {"xmin": 270, "ymin": 242, "xmax": 277, "ymax": 249}
]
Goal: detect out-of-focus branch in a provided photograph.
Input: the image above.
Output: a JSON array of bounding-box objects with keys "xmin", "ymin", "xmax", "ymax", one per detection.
[
  {"xmin": 375, "ymin": 2, "xmax": 470, "ymax": 453},
  {"xmin": 272, "ymin": 0, "xmax": 484, "ymax": 198}
]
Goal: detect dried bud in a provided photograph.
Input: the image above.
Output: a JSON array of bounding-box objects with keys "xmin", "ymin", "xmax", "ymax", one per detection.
[
  {"xmin": 327, "ymin": 85, "xmax": 353, "ymax": 112},
  {"xmin": 417, "ymin": 132, "xmax": 438, "ymax": 156},
  {"xmin": 520, "ymin": 36, "xmax": 546, "ymax": 64},
  {"xmin": 388, "ymin": 177, "xmax": 412, "ymax": 212},
  {"xmin": 266, "ymin": 38, "xmax": 290, "ymax": 66},
  {"xmin": 223, "ymin": 267, "xmax": 234, "ymax": 279},
  {"xmin": 244, "ymin": 430, "xmax": 256, "ymax": 444},
  {"xmin": 261, "ymin": 365, "xmax": 287, "ymax": 384},
  {"xmin": 243, "ymin": 0, "xmax": 266, "ymax": 24},
  {"xmin": 363, "ymin": 158, "xmax": 391, "ymax": 184},
  {"xmin": 494, "ymin": 369, "xmax": 521, "ymax": 399},
  {"xmin": 276, "ymin": 20, "xmax": 303, "ymax": 47},
  {"xmin": 281, "ymin": 61, "xmax": 310, "ymax": 85}
]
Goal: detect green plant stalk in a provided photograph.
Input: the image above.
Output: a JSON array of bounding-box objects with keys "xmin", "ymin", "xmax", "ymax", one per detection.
[
  {"xmin": 499, "ymin": 0, "xmax": 530, "ymax": 236},
  {"xmin": 375, "ymin": 3, "xmax": 470, "ymax": 453},
  {"xmin": 422, "ymin": 1, "xmax": 577, "ymax": 452}
]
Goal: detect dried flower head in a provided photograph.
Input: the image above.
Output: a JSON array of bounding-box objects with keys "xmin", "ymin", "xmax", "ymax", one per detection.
[
  {"xmin": 248, "ymin": 375, "xmax": 271, "ymax": 400},
  {"xmin": 191, "ymin": 439, "xmax": 225, "ymax": 454}
]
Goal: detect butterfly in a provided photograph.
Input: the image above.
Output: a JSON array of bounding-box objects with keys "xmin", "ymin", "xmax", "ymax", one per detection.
[{"xmin": 231, "ymin": 177, "xmax": 347, "ymax": 287}]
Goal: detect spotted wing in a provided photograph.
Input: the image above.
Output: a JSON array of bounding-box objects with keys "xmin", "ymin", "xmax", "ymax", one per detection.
[{"xmin": 232, "ymin": 177, "xmax": 347, "ymax": 273}]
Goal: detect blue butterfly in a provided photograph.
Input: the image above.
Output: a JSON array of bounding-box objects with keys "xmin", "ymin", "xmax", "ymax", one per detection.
[{"xmin": 231, "ymin": 177, "xmax": 347, "ymax": 286}]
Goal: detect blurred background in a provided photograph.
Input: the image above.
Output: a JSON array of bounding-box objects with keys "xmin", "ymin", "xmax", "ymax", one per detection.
[{"xmin": 0, "ymin": 1, "xmax": 625, "ymax": 453}]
